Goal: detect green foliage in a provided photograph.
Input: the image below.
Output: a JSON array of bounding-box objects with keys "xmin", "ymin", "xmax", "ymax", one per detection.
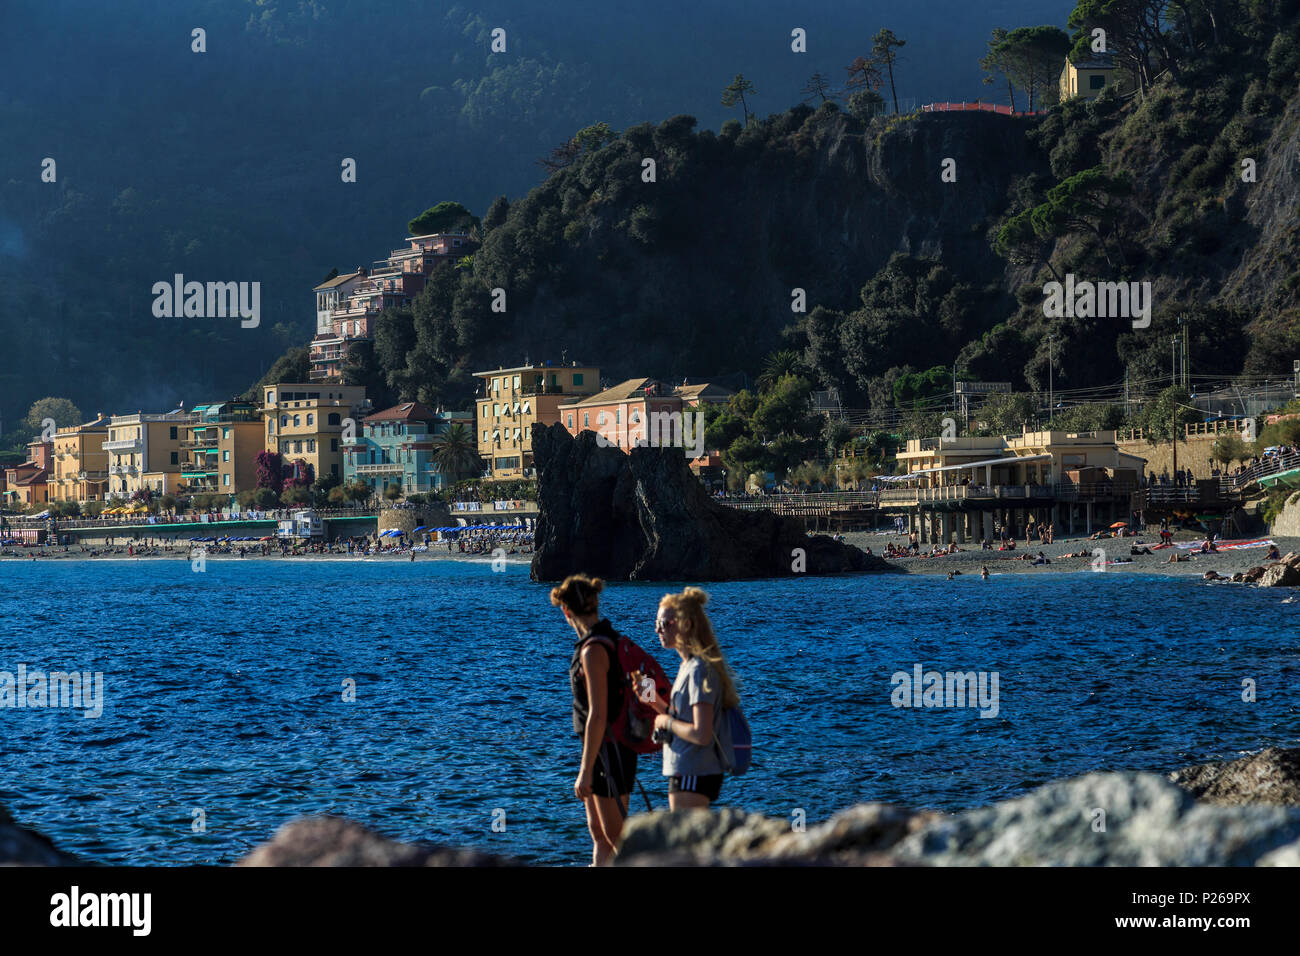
[
  {"xmin": 892, "ymin": 365, "xmax": 952, "ymax": 407},
  {"xmin": 1132, "ymin": 387, "xmax": 1199, "ymax": 443},
  {"xmin": 972, "ymin": 392, "xmax": 1039, "ymax": 436},
  {"xmin": 1047, "ymin": 402, "xmax": 1124, "ymax": 432},
  {"xmin": 408, "ymin": 201, "xmax": 477, "ymax": 237},
  {"xmin": 25, "ymin": 397, "xmax": 82, "ymax": 433},
  {"xmin": 720, "ymin": 74, "xmax": 757, "ymax": 124}
]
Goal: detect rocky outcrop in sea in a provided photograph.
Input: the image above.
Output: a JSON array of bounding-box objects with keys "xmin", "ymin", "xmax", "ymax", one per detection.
[{"xmin": 528, "ymin": 423, "xmax": 895, "ymax": 581}]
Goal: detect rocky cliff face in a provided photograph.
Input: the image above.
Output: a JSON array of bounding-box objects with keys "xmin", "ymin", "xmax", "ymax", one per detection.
[{"xmin": 528, "ymin": 423, "xmax": 894, "ymax": 582}]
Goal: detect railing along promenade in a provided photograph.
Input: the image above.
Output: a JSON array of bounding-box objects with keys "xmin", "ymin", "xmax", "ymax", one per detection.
[
  {"xmin": 716, "ymin": 483, "xmax": 1146, "ymax": 514},
  {"xmin": 1226, "ymin": 449, "xmax": 1300, "ymax": 491},
  {"xmin": 5, "ymin": 507, "xmax": 378, "ymax": 531}
]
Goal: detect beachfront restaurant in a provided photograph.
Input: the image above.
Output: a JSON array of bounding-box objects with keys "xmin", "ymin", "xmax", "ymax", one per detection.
[{"xmin": 880, "ymin": 429, "xmax": 1147, "ymax": 544}]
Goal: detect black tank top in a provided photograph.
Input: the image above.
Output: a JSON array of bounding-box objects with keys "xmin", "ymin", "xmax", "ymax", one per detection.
[{"xmin": 570, "ymin": 619, "xmax": 623, "ymax": 737}]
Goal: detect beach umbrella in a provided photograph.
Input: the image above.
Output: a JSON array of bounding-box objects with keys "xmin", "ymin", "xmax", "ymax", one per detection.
[{"xmin": 1109, "ymin": 521, "xmax": 1127, "ymax": 529}]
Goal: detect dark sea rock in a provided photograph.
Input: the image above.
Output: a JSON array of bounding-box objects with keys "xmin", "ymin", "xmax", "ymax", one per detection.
[
  {"xmin": 529, "ymin": 423, "xmax": 897, "ymax": 582},
  {"xmin": 0, "ymin": 804, "xmax": 80, "ymax": 865},
  {"xmin": 236, "ymin": 816, "xmax": 519, "ymax": 867},
  {"xmin": 1171, "ymin": 747, "xmax": 1300, "ymax": 807}
]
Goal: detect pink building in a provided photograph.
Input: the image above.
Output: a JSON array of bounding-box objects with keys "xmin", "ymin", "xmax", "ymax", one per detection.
[{"xmin": 309, "ymin": 232, "xmax": 476, "ymax": 381}]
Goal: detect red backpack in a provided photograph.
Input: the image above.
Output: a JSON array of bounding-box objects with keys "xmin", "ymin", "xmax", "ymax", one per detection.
[{"xmin": 583, "ymin": 628, "xmax": 672, "ymax": 755}]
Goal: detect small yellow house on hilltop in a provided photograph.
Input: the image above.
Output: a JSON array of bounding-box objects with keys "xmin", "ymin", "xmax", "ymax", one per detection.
[{"xmin": 1059, "ymin": 51, "xmax": 1131, "ymax": 102}]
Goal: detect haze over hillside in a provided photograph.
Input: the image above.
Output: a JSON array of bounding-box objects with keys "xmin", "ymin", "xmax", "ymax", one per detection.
[{"xmin": 0, "ymin": 0, "xmax": 1070, "ymax": 425}]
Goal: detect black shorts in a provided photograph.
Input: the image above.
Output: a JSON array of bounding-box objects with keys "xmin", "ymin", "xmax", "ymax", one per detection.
[
  {"xmin": 592, "ymin": 740, "xmax": 638, "ymax": 799},
  {"xmin": 668, "ymin": 773, "xmax": 724, "ymax": 801}
]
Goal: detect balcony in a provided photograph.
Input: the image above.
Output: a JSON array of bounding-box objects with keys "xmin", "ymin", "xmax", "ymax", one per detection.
[
  {"xmin": 103, "ymin": 438, "xmax": 142, "ymax": 452},
  {"xmin": 76, "ymin": 470, "xmax": 109, "ymax": 481},
  {"xmin": 355, "ymin": 463, "xmax": 403, "ymax": 475},
  {"xmin": 108, "ymin": 464, "xmax": 138, "ymax": 476},
  {"xmin": 180, "ymin": 462, "xmax": 217, "ymax": 474},
  {"xmin": 519, "ymin": 384, "xmax": 565, "ymax": 397}
]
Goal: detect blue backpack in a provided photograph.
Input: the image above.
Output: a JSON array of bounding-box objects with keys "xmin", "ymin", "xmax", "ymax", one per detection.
[{"xmin": 713, "ymin": 704, "xmax": 753, "ymax": 775}]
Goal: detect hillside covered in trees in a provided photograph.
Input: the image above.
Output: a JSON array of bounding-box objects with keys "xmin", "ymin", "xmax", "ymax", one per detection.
[
  {"xmin": 0, "ymin": 0, "xmax": 1067, "ymax": 440},
  {"xmin": 310, "ymin": 0, "xmax": 1300, "ymax": 419}
]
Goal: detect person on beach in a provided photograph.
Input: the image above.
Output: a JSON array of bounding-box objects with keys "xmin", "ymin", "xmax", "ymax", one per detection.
[
  {"xmin": 643, "ymin": 587, "xmax": 740, "ymax": 810},
  {"xmin": 980, "ymin": 566, "xmax": 989, "ymax": 579},
  {"xmin": 552, "ymin": 574, "xmax": 637, "ymax": 866}
]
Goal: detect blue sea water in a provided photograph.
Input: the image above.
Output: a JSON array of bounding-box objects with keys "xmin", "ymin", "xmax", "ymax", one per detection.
[{"xmin": 1, "ymin": 556, "xmax": 1298, "ymax": 866}]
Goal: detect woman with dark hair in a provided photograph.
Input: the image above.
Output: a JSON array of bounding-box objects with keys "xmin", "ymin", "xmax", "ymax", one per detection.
[{"xmin": 551, "ymin": 573, "xmax": 636, "ymax": 866}]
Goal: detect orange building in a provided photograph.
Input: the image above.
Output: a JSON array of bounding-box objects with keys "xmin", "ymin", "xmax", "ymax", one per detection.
[{"xmin": 558, "ymin": 378, "xmax": 731, "ymax": 467}]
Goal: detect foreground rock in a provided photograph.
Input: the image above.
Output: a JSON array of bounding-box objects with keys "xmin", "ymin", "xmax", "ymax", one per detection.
[
  {"xmin": 0, "ymin": 805, "xmax": 81, "ymax": 865},
  {"xmin": 619, "ymin": 773, "xmax": 1300, "ymax": 866},
  {"xmin": 1171, "ymin": 747, "xmax": 1300, "ymax": 806},
  {"xmin": 890, "ymin": 773, "xmax": 1300, "ymax": 866},
  {"xmin": 530, "ymin": 423, "xmax": 896, "ymax": 581},
  {"xmin": 617, "ymin": 804, "xmax": 939, "ymax": 866},
  {"xmin": 236, "ymin": 816, "xmax": 518, "ymax": 867}
]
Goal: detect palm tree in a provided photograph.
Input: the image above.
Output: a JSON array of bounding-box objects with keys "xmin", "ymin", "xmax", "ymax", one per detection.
[
  {"xmin": 433, "ymin": 423, "xmax": 484, "ymax": 485},
  {"xmin": 756, "ymin": 350, "xmax": 807, "ymax": 393}
]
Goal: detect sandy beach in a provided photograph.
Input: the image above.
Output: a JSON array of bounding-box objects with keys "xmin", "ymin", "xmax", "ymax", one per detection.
[
  {"xmin": 842, "ymin": 529, "xmax": 1298, "ymax": 580},
  {"xmin": 5, "ymin": 528, "xmax": 1296, "ymax": 582}
]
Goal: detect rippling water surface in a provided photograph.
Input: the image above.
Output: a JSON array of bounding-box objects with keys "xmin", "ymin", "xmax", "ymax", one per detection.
[{"xmin": 1, "ymin": 557, "xmax": 1297, "ymax": 865}]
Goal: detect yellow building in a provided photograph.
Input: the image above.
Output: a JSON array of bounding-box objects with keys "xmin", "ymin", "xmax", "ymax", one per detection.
[
  {"xmin": 178, "ymin": 400, "xmax": 264, "ymax": 498},
  {"xmin": 261, "ymin": 383, "xmax": 370, "ymax": 483},
  {"xmin": 48, "ymin": 415, "xmax": 111, "ymax": 504},
  {"xmin": 473, "ymin": 362, "xmax": 601, "ymax": 479},
  {"xmin": 104, "ymin": 410, "xmax": 190, "ymax": 498},
  {"xmin": 884, "ymin": 428, "xmax": 1148, "ymax": 543},
  {"xmin": 1059, "ymin": 51, "xmax": 1130, "ymax": 102}
]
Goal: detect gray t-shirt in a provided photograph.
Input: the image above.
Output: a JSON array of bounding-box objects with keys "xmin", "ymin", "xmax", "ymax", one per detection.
[{"xmin": 663, "ymin": 656, "xmax": 724, "ymax": 777}]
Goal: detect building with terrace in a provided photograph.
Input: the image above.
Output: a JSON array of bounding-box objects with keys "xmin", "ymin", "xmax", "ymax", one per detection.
[
  {"xmin": 308, "ymin": 232, "xmax": 477, "ymax": 382},
  {"xmin": 343, "ymin": 401, "xmax": 460, "ymax": 496},
  {"xmin": 48, "ymin": 414, "xmax": 111, "ymax": 504},
  {"xmin": 3, "ymin": 449, "xmax": 50, "ymax": 508},
  {"xmin": 104, "ymin": 409, "xmax": 191, "ymax": 498},
  {"xmin": 559, "ymin": 377, "xmax": 732, "ymax": 472},
  {"xmin": 261, "ymin": 383, "xmax": 370, "ymax": 483},
  {"xmin": 474, "ymin": 361, "xmax": 602, "ymax": 479},
  {"xmin": 177, "ymin": 400, "xmax": 264, "ymax": 498},
  {"xmin": 881, "ymin": 429, "xmax": 1148, "ymax": 543}
]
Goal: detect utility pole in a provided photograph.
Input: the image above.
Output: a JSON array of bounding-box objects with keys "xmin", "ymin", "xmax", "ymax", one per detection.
[
  {"xmin": 1171, "ymin": 399, "xmax": 1178, "ymax": 481},
  {"xmin": 1047, "ymin": 334, "xmax": 1054, "ymax": 427}
]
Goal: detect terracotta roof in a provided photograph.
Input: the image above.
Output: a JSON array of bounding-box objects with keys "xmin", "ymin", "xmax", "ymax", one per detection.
[
  {"xmin": 313, "ymin": 270, "xmax": 364, "ymax": 291},
  {"xmin": 363, "ymin": 401, "xmax": 440, "ymax": 423},
  {"xmin": 560, "ymin": 378, "xmax": 662, "ymax": 407},
  {"xmin": 674, "ymin": 382, "xmax": 733, "ymax": 402}
]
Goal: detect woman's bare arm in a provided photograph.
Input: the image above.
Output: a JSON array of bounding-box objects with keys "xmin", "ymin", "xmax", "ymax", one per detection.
[{"xmin": 580, "ymin": 642, "xmax": 610, "ymax": 776}]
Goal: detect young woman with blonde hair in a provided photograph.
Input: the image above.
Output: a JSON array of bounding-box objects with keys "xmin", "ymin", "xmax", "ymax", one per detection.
[
  {"xmin": 551, "ymin": 573, "xmax": 636, "ymax": 865},
  {"xmin": 643, "ymin": 586, "xmax": 739, "ymax": 809}
]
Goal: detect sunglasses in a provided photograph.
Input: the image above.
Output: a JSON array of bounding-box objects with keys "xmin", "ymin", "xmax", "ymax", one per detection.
[{"xmin": 654, "ymin": 617, "xmax": 676, "ymax": 632}]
